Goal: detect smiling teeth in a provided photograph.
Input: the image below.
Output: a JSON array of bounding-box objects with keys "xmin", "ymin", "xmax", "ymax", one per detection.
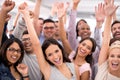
[
  {"xmin": 12, "ymin": 56, "xmax": 17, "ymax": 59},
  {"xmin": 54, "ymin": 58, "xmax": 59, "ymax": 62},
  {"xmin": 80, "ymin": 49, "xmax": 85, "ymax": 53}
]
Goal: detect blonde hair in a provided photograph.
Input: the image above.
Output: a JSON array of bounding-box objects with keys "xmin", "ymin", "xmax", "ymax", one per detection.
[{"xmin": 109, "ymin": 40, "xmax": 120, "ymax": 51}]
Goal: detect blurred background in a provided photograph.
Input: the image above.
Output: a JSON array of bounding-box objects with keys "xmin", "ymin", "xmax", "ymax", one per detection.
[{"xmin": 0, "ymin": 0, "xmax": 120, "ymax": 33}]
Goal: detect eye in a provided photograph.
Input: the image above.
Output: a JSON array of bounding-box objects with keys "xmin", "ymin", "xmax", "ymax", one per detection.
[
  {"xmin": 81, "ymin": 43, "xmax": 86, "ymax": 46},
  {"xmin": 118, "ymin": 27, "xmax": 120, "ymax": 29},
  {"xmin": 113, "ymin": 28, "xmax": 116, "ymax": 31},
  {"xmin": 47, "ymin": 53, "xmax": 52, "ymax": 57},
  {"xmin": 87, "ymin": 28, "xmax": 90, "ymax": 30},
  {"xmin": 8, "ymin": 48, "xmax": 15, "ymax": 51},
  {"xmin": 110, "ymin": 54, "xmax": 114, "ymax": 58},
  {"xmin": 86, "ymin": 46, "xmax": 91, "ymax": 50},
  {"xmin": 81, "ymin": 28, "xmax": 85, "ymax": 30},
  {"xmin": 17, "ymin": 49, "xmax": 22, "ymax": 53},
  {"xmin": 55, "ymin": 49, "xmax": 59, "ymax": 53},
  {"xmin": 117, "ymin": 55, "xmax": 120, "ymax": 58}
]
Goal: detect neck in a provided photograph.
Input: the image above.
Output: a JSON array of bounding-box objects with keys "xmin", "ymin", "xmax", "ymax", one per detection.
[
  {"xmin": 74, "ymin": 55, "xmax": 86, "ymax": 66},
  {"xmin": 56, "ymin": 63, "xmax": 66, "ymax": 70}
]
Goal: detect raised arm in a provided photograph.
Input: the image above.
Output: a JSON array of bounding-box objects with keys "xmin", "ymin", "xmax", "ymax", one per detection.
[
  {"xmin": 57, "ymin": 3, "xmax": 72, "ymax": 55},
  {"xmin": 98, "ymin": 0, "xmax": 118, "ymax": 65},
  {"xmin": 13, "ymin": 12, "xmax": 20, "ymax": 28},
  {"xmin": 67, "ymin": 0, "xmax": 80, "ymax": 51},
  {"xmin": 94, "ymin": 3, "xmax": 105, "ymax": 48},
  {"xmin": 0, "ymin": 0, "xmax": 15, "ymax": 46},
  {"xmin": 12, "ymin": 3, "xmax": 27, "ymax": 40},
  {"xmin": 19, "ymin": 2, "xmax": 50, "ymax": 79},
  {"xmin": 33, "ymin": 0, "xmax": 42, "ymax": 36}
]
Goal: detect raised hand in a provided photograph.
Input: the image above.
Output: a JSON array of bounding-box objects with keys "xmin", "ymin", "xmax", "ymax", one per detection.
[
  {"xmin": 1, "ymin": 0, "xmax": 15, "ymax": 13},
  {"xmin": 18, "ymin": 2, "xmax": 30, "ymax": 17},
  {"xmin": 72, "ymin": 0, "xmax": 80, "ymax": 10},
  {"xmin": 104, "ymin": 0, "xmax": 119, "ymax": 16},
  {"xmin": 17, "ymin": 63, "xmax": 28, "ymax": 76},
  {"xmin": 104, "ymin": 0, "xmax": 111, "ymax": 5},
  {"xmin": 95, "ymin": 3, "xmax": 105, "ymax": 23},
  {"xmin": 50, "ymin": 2, "xmax": 59, "ymax": 16},
  {"xmin": 57, "ymin": 3, "xmax": 66, "ymax": 19},
  {"xmin": 73, "ymin": 0, "xmax": 80, "ymax": 5}
]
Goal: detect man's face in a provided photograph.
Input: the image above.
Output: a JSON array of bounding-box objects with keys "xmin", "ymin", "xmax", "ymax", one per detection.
[
  {"xmin": 22, "ymin": 34, "xmax": 33, "ymax": 53},
  {"xmin": 111, "ymin": 23, "xmax": 120, "ymax": 39},
  {"xmin": 78, "ymin": 23, "xmax": 91, "ymax": 39},
  {"xmin": 43, "ymin": 22, "xmax": 56, "ymax": 38}
]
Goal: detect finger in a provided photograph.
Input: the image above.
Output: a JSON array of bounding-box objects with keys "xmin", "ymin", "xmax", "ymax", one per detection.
[{"xmin": 111, "ymin": 0, "xmax": 114, "ymax": 5}]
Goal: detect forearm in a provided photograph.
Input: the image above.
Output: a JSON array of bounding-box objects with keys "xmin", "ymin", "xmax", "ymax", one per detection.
[
  {"xmin": 33, "ymin": 0, "xmax": 41, "ymax": 22},
  {"xmin": 13, "ymin": 12, "xmax": 20, "ymax": 27},
  {"xmin": 12, "ymin": 17, "xmax": 26, "ymax": 39},
  {"xmin": 59, "ymin": 18, "xmax": 72, "ymax": 54},
  {"xmin": 0, "ymin": 10, "xmax": 7, "ymax": 45},
  {"xmin": 99, "ymin": 16, "xmax": 112, "ymax": 65},
  {"xmin": 67, "ymin": 10, "xmax": 78, "ymax": 51},
  {"xmin": 23, "ymin": 12, "xmax": 49, "ymax": 74},
  {"xmin": 94, "ymin": 27, "xmax": 102, "ymax": 48}
]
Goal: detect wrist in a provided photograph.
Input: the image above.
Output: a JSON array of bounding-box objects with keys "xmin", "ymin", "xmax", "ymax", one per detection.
[{"xmin": 96, "ymin": 21, "xmax": 103, "ymax": 28}]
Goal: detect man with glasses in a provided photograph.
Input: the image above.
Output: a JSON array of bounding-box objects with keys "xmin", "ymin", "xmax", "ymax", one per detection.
[
  {"xmin": 22, "ymin": 30, "xmax": 43, "ymax": 80},
  {"xmin": 39, "ymin": 19, "xmax": 56, "ymax": 44}
]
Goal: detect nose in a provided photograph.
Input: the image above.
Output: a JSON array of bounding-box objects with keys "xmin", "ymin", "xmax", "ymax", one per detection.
[
  {"xmin": 13, "ymin": 51, "xmax": 18, "ymax": 55},
  {"xmin": 82, "ymin": 46, "xmax": 87, "ymax": 51},
  {"xmin": 53, "ymin": 53, "xmax": 58, "ymax": 59}
]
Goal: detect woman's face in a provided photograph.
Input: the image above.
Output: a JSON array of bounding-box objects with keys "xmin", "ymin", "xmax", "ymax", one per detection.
[
  {"xmin": 108, "ymin": 48, "xmax": 120, "ymax": 71},
  {"xmin": 6, "ymin": 42, "xmax": 22, "ymax": 64},
  {"xmin": 77, "ymin": 39, "xmax": 93, "ymax": 57},
  {"xmin": 45, "ymin": 44, "xmax": 63, "ymax": 66}
]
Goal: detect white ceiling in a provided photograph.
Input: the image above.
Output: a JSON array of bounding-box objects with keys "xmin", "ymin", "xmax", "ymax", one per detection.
[{"xmin": 0, "ymin": 0, "xmax": 120, "ymax": 19}]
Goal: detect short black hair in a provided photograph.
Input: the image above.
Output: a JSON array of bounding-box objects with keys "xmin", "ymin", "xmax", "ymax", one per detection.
[
  {"xmin": 43, "ymin": 19, "xmax": 55, "ymax": 24},
  {"xmin": 39, "ymin": 17, "xmax": 44, "ymax": 21},
  {"xmin": 22, "ymin": 30, "xmax": 28, "ymax": 36},
  {"xmin": 111, "ymin": 20, "xmax": 120, "ymax": 28}
]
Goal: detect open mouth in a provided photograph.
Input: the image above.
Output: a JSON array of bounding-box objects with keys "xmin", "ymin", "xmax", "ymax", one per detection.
[
  {"xmin": 111, "ymin": 62, "xmax": 119, "ymax": 68},
  {"xmin": 54, "ymin": 57, "xmax": 61, "ymax": 64}
]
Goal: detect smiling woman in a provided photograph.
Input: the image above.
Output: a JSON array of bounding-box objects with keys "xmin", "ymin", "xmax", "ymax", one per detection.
[
  {"xmin": 0, "ymin": 38, "xmax": 28, "ymax": 80},
  {"xmin": 95, "ymin": 0, "xmax": 120, "ymax": 80}
]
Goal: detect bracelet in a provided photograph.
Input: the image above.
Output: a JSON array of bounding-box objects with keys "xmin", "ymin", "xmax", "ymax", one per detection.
[{"xmin": 22, "ymin": 75, "xmax": 29, "ymax": 78}]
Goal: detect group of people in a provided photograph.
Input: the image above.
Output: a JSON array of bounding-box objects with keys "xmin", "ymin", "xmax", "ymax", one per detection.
[{"xmin": 0, "ymin": 0, "xmax": 120, "ymax": 80}]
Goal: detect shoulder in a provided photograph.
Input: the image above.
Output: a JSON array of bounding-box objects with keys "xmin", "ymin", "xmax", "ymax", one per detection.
[{"xmin": 79, "ymin": 63, "xmax": 91, "ymax": 75}]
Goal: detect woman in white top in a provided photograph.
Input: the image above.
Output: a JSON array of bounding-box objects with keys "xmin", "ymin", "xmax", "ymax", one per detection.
[{"xmin": 95, "ymin": 0, "xmax": 120, "ymax": 80}]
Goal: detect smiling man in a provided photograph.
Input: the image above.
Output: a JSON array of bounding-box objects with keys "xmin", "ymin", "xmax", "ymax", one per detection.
[
  {"xmin": 22, "ymin": 30, "xmax": 43, "ymax": 80},
  {"xmin": 111, "ymin": 20, "xmax": 120, "ymax": 39},
  {"xmin": 39, "ymin": 19, "xmax": 56, "ymax": 44}
]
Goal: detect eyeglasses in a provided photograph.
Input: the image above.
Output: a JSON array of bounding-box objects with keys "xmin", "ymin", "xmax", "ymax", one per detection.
[
  {"xmin": 44, "ymin": 26, "xmax": 54, "ymax": 30},
  {"xmin": 22, "ymin": 38, "xmax": 30, "ymax": 42},
  {"xmin": 7, "ymin": 47, "xmax": 21, "ymax": 54}
]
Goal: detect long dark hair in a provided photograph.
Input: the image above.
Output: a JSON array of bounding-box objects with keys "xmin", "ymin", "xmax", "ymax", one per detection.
[
  {"xmin": 0, "ymin": 38, "xmax": 24, "ymax": 75},
  {"xmin": 73, "ymin": 37, "xmax": 96, "ymax": 66},
  {"xmin": 42, "ymin": 38, "xmax": 70, "ymax": 65}
]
